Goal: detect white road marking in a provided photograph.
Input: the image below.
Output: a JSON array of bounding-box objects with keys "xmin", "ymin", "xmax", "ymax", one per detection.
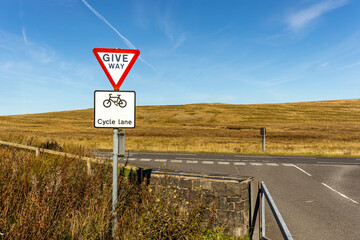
[
  {"xmin": 171, "ymin": 160, "xmax": 183, "ymax": 163},
  {"xmin": 250, "ymin": 163, "xmax": 263, "ymax": 166},
  {"xmin": 272, "ymin": 156, "xmax": 316, "ymax": 159},
  {"xmin": 235, "ymin": 155, "xmax": 271, "ymax": 158},
  {"xmin": 154, "ymin": 159, "xmax": 167, "ymax": 162},
  {"xmin": 218, "ymin": 161, "xmax": 230, "ymax": 165},
  {"xmin": 292, "ymin": 165, "xmax": 312, "ymax": 176},
  {"xmin": 202, "ymin": 161, "xmax": 214, "ymax": 164},
  {"xmin": 234, "ymin": 162, "xmax": 246, "ymax": 166},
  {"xmin": 316, "ymin": 162, "xmax": 359, "ymax": 165},
  {"xmin": 321, "ymin": 183, "xmax": 359, "ymax": 205},
  {"xmin": 137, "ymin": 152, "xmax": 196, "ymax": 156},
  {"xmin": 186, "ymin": 160, "xmax": 198, "ymax": 164},
  {"xmin": 282, "ymin": 163, "xmax": 294, "ymax": 167},
  {"xmin": 128, "ymin": 158, "xmax": 137, "ymax": 161},
  {"xmin": 266, "ymin": 163, "xmax": 279, "ymax": 166},
  {"xmin": 140, "ymin": 158, "xmax": 151, "ymax": 162}
]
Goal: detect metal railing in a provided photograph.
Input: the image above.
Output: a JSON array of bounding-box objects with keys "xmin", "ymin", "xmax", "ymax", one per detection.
[{"xmin": 250, "ymin": 181, "xmax": 293, "ymax": 240}]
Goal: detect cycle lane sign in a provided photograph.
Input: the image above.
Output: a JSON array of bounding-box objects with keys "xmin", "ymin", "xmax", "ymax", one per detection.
[
  {"xmin": 93, "ymin": 48, "xmax": 140, "ymax": 90},
  {"xmin": 94, "ymin": 90, "xmax": 135, "ymax": 128}
]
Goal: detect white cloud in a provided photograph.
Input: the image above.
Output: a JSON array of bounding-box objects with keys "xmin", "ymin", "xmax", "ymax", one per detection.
[
  {"xmin": 320, "ymin": 62, "xmax": 329, "ymax": 67},
  {"xmin": 286, "ymin": 0, "xmax": 348, "ymax": 31}
]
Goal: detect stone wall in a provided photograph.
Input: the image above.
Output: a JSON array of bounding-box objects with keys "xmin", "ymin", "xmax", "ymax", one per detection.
[{"xmin": 149, "ymin": 171, "xmax": 252, "ymax": 238}]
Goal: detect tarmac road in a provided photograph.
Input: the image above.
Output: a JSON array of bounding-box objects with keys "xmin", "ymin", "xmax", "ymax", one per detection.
[{"xmin": 96, "ymin": 151, "xmax": 360, "ymax": 239}]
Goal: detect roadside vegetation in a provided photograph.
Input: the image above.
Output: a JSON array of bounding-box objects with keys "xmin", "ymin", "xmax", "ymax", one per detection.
[
  {"xmin": 0, "ymin": 99, "xmax": 360, "ymax": 156},
  {"xmin": 0, "ymin": 147, "xmax": 248, "ymax": 239}
]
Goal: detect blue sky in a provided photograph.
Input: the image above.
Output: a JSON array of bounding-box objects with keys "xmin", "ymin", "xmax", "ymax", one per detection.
[{"xmin": 1, "ymin": 0, "xmax": 360, "ymax": 115}]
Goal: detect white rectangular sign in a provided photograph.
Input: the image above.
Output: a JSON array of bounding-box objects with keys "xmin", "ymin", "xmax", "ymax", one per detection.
[{"xmin": 94, "ymin": 90, "xmax": 135, "ymax": 128}]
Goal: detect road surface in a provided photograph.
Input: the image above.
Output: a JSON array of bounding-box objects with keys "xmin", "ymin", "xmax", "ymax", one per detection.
[{"xmin": 96, "ymin": 151, "xmax": 360, "ymax": 239}]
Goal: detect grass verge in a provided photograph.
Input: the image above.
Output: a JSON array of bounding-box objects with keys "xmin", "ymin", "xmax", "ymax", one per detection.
[{"xmin": 0, "ymin": 147, "xmax": 248, "ymax": 239}]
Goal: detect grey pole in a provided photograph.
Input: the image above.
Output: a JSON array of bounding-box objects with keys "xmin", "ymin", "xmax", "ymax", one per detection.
[
  {"xmin": 262, "ymin": 134, "xmax": 266, "ymax": 153},
  {"xmin": 112, "ymin": 128, "xmax": 119, "ymax": 237},
  {"xmin": 118, "ymin": 130, "xmax": 125, "ymax": 157},
  {"xmin": 261, "ymin": 184, "xmax": 265, "ymax": 237},
  {"xmin": 261, "ymin": 128, "xmax": 266, "ymax": 153}
]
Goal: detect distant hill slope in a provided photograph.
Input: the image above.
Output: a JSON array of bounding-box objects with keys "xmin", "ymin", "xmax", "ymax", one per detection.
[{"xmin": 1, "ymin": 99, "xmax": 360, "ymax": 156}]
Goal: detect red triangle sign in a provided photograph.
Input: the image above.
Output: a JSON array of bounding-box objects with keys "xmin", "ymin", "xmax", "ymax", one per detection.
[{"xmin": 93, "ymin": 48, "xmax": 140, "ymax": 90}]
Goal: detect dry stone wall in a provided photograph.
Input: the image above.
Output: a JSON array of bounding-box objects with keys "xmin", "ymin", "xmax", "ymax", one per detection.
[{"xmin": 149, "ymin": 171, "xmax": 252, "ymax": 238}]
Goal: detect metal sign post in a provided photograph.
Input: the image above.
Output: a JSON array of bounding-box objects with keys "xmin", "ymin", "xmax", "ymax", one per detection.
[
  {"xmin": 111, "ymin": 128, "xmax": 125, "ymax": 237},
  {"xmin": 260, "ymin": 127, "xmax": 266, "ymax": 153},
  {"xmin": 112, "ymin": 128, "xmax": 119, "ymax": 237}
]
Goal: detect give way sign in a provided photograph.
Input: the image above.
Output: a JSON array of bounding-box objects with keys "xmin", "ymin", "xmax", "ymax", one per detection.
[{"xmin": 93, "ymin": 48, "xmax": 140, "ymax": 90}]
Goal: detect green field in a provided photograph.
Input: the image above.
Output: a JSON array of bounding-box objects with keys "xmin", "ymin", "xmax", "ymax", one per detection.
[{"xmin": 1, "ymin": 99, "xmax": 360, "ymax": 157}]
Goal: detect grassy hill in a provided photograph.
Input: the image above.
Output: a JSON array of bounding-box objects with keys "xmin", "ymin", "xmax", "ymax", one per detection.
[{"xmin": 1, "ymin": 99, "xmax": 360, "ymax": 156}]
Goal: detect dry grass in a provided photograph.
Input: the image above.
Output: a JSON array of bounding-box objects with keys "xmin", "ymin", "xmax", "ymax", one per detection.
[
  {"xmin": 0, "ymin": 147, "xmax": 247, "ymax": 239},
  {"xmin": 1, "ymin": 99, "xmax": 360, "ymax": 156}
]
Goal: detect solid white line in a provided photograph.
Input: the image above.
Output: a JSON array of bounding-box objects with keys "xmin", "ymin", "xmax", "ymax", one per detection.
[
  {"xmin": 171, "ymin": 160, "xmax": 183, "ymax": 163},
  {"xmin": 139, "ymin": 152, "xmax": 196, "ymax": 156},
  {"xmin": 266, "ymin": 163, "xmax": 279, "ymax": 166},
  {"xmin": 316, "ymin": 162, "xmax": 359, "ymax": 165},
  {"xmin": 292, "ymin": 165, "xmax": 312, "ymax": 176},
  {"xmin": 235, "ymin": 155, "xmax": 271, "ymax": 158},
  {"xmin": 202, "ymin": 161, "xmax": 214, "ymax": 164},
  {"xmin": 154, "ymin": 159, "xmax": 167, "ymax": 162},
  {"xmin": 186, "ymin": 160, "xmax": 198, "ymax": 164},
  {"xmin": 234, "ymin": 162, "xmax": 246, "ymax": 165},
  {"xmin": 218, "ymin": 162, "xmax": 230, "ymax": 165},
  {"xmin": 271, "ymin": 156, "xmax": 317, "ymax": 159},
  {"xmin": 321, "ymin": 183, "xmax": 359, "ymax": 204},
  {"xmin": 140, "ymin": 158, "xmax": 151, "ymax": 162}
]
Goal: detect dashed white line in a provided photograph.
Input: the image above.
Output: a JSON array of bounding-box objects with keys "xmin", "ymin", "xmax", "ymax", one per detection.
[
  {"xmin": 321, "ymin": 183, "xmax": 359, "ymax": 204},
  {"xmin": 202, "ymin": 161, "xmax": 214, "ymax": 164},
  {"xmin": 234, "ymin": 162, "xmax": 246, "ymax": 166},
  {"xmin": 282, "ymin": 163, "xmax": 294, "ymax": 167},
  {"xmin": 128, "ymin": 158, "xmax": 137, "ymax": 161},
  {"xmin": 186, "ymin": 160, "xmax": 198, "ymax": 164},
  {"xmin": 266, "ymin": 163, "xmax": 279, "ymax": 166},
  {"xmin": 250, "ymin": 163, "xmax": 263, "ymax": 166},
  {"xmin": 140, "ymin": 158, "xmax": 151, "ymax": 162},
  {"xmin": 171, "ymin": 160, "xmax": 182, "ymax": 163},
  {"xmin": 292, "ymin": 165, "xmax": 312, "ymax": 176},
  {"xmin": 154, "ymin": 159, "xmax": 167, "ymax": 162},
  {"xmin": 218, "ymin": 162, "xmax": 230, "ymax": 165}
]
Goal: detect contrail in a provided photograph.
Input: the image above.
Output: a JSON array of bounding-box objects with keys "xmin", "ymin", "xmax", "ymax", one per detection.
[
  {"xmin": 22, "ymin": 27, "xmax": 28, "ymax": 45},
  {"xmin": 81, "ymin": 0, "xmax": 156, "ymax": 72}
]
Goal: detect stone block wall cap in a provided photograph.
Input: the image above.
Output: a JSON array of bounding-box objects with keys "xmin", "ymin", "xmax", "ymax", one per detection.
[{"xmin": 151, "ymin": 170, "xmax": 252, "ymax": 182}]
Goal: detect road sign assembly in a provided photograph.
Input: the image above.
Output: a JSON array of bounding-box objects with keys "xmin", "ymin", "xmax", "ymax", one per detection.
[
  {"xmin": 93, "ymin": 47, "xmax": 139, "ymax": 237},
  {"xmin": 93, "ymin": 48, "xmax": 140, "ymax": 90},
  {"xmin": 94, "ymin": 90, "xmax": 135, "ymax": 128}
]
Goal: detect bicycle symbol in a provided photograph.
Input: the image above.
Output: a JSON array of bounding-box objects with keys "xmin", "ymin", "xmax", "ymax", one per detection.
[{"xmin": 103, "ymin": 94, "xmax": 127, "ymax": 108}]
